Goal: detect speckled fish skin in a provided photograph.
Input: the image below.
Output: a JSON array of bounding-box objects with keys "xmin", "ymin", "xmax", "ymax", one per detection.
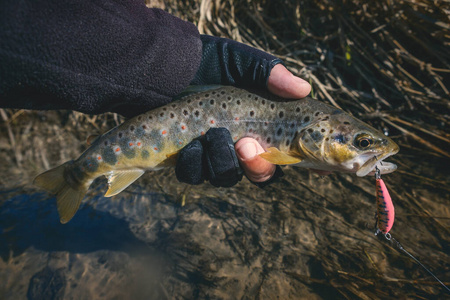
[{"xmin": 34, "ymin": 86, "xmax": 399, "ymax": 223}]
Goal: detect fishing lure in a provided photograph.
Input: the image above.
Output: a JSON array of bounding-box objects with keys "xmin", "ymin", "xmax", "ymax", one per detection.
[
  {"xmin": 374, "ymin": 167, "xmax": 395, "ymax": 237},
  {"xmin": 373, "ymin": 167, "xmax": 450, "ymax": 294}
]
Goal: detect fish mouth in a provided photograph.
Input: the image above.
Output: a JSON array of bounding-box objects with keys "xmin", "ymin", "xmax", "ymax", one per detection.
[{"xmin": 355, "ymin": 151, "xmax": 398, "ymax": 177}]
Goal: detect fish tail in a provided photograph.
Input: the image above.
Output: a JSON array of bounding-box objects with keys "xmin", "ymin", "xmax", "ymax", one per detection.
[{"xmin": 33, "ymin": 161, "xmax": 88, "ymax": 224}]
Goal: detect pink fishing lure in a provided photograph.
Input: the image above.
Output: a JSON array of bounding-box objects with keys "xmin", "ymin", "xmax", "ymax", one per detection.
[{"xmin": 376, "ymin": 178, "xmax": 395, "ymax": 234}]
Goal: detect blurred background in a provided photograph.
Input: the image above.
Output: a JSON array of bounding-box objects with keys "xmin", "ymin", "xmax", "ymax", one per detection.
[{"xmin": 1, "ymin": 0, "xmax": 449, "ymax": 299}]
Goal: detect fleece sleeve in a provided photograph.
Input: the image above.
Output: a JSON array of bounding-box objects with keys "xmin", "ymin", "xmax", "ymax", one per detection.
[{"xmin": 0, "ymin": 0, "xmax": 202, "ymax": 117}]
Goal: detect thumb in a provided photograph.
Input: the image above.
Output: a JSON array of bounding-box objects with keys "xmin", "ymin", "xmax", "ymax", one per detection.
[{"xmin": 235, "ymin": 138, "xmax": 276, "ymax": 182}]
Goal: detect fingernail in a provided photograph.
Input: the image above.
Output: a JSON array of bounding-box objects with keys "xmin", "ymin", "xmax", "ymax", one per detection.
[{"xmin": 236, "ymin": 142, "xmax": 257, "ymax": 161}]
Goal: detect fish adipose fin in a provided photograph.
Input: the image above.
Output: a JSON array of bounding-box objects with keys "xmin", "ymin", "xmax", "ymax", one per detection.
[
  {"xmin": 104, "ymin": 169, "xmax": 145, "ymax": 197},
  {"xmin": 34, "ymin": 161, "xmax": 88, "ymax": 224},
  {"xmin": 259, "ymin": 147, "xmax": 302, "ymax": 165},
  {"xmin": 86, "ymin": 134, "xmax": 100, "ymax": 146}
]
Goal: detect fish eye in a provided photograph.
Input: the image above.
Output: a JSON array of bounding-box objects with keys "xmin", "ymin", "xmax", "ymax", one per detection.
[{"xmin": 355, "ymin": 134, "xmax": 373, "ymax": 149}]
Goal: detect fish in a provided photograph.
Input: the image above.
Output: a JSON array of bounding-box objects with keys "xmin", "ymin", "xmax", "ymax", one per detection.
[{"xmin": 34, "ymin": 86, "xmax": 399, "ymax": 223}]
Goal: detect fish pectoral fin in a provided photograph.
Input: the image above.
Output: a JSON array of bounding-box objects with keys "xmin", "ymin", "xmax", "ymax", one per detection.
[
  {"xmin": 259, "ymin": 147, "xmax": 302, "ymax": 165},
  {"xmin": 104, "ymin": 169, "xmax": 145, "ymax": 197}
]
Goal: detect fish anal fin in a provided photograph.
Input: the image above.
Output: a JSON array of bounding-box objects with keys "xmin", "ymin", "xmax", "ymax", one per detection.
[
  {"xmin": 155, "ymin": 151, "xmax": 179, "ymax": 168},
  {"xmin": 104, "ymin": 169, "xmax": 145, "ymax": 197},
  {"xmin": 259, "ymin": 147, "xmax": 302, "ymax": 165}
]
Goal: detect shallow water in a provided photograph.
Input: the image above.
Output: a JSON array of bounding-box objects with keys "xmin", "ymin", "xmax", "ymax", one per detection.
[{"xmin": 1, "ymin": 144, "xmax": 449, "ymax": 299}]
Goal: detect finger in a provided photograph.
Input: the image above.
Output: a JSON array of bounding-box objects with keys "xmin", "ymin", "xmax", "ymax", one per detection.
[
  {"xmin": 267, "ymin": 64, "xmax": 311, "ymax": 99},
  {"xmin": 235, "ymin": 138, "xmax": 276, "ymax": 182}
]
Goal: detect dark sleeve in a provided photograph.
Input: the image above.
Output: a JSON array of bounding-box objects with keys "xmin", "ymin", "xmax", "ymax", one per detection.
[{"xmin": 0, "ymin": 0, "xmax": 202, "ymax": 117}]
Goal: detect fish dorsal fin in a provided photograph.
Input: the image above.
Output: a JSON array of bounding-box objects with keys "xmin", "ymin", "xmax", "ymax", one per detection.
[
  {"xmin": 259, "ymin": 147, "xmax": 302, "ymax": 165},
  {"xmin": 86, "ymin": 135, "xmax": 100, "ymax": 146},
  {"xmin": 104, "ymin": 169, "xmax": 145, "ymax": 197}
]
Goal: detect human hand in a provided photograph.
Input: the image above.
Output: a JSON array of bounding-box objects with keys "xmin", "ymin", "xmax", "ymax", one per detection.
[
  {"xmin": 236, "ymin": 64, "xmax": 311, "ymax": 182},
  {"xmin": 178, "ymin": 53, "xmax": 311, "ymax": 186}
]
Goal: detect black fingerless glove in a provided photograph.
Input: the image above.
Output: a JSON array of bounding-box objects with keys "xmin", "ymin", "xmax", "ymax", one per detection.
[
  {"xmin": 176, "ymin": 127, "xmax": 285, "ymax": 188},
  {"xmin": 191, "ymin": 35, "xmax": 283, "ymax": 88},
  {"xmin": 176, "ymin": 128, "xmax": 243, "ymax": 187}
]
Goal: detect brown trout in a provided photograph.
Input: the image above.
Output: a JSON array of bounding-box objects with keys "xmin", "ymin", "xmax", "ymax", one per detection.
[{"xmin": 34, "ymin": 86, "xmax": 399, "ymax": 223}]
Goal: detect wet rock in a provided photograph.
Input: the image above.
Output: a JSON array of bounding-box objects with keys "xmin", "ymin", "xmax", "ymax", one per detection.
[{"xmin": 27, "ymin": 267, "xmax": 65, "ymax": 300}]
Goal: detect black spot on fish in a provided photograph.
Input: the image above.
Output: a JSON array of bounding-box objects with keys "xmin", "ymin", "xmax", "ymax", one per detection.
[
  {"xmin": 325, "ymin": 137, "xmax": 329, "ymax": 141},
  {"xmin": 285, "ymin": 139, "xmax": 290, "ymax": 146},
  {"xmin": 270, "ymin": 103, "xmax": 275, "ymax": 110},
  {"xmin": 261, "ymin": 100, "xmax": 266, "ymax": 105},
  {"xmin": 266, "ymin": 137, "xmax": 271, "ymax": 143},
  {"xmin": 250, "ymin": 111, "xmax": 255, "ymax": 117},
  {"xmin": 227, "ymin": 96, "xmax": 231, "ymax": 100},
  {"xmin": 171, "ymin": 104, "xmax": 177, "ymax": 108},
  {"xmin": 195, "ymin": 110, "xmax": 200, "ymax": 117},
  {"xmin": 148, "ymin": 115, "xmax": 153, "ymax": 120},
  {"xmin": 130, "ymin": 125, "xmax": 135, "ymax": 132},
  {"xmin": 183, "ymin": 110, "xmax": 188, "ymax": 116},
  {"xmin": 170, "ymin": 113, "xmax": 175, "ymax": 119},
  {"xmin": 307, "ymin": 128, "xmax": 313, "ymax": 133},
  {"xmin": 296, "ymin": 107, "xmax": 301, "ymax": 113},
  {"xmin": 304, "ymin": 116, "xmax": 310, "ymax": 123},
  {"xmin": 141, "ymin": 150, "xmax": 150, "ymax": 159},
  {"xmin": 160, "ymin": 112, "xmax": 164, "ymax": 117},
  {"xmin": 210, "ymin": 99, "xmax": 215, "ymax": 105},
  {"xmin": 163, "ymin": 107, "xmax": 167, "ymax": 111},
  {"xmin": 322, "ymin": 116, "xmax": 329, "ymax": 121},
  {"xmin": 344, "ymin": 121, "xmax": 350, "ymax": 125},
  {"xmin": 315, "ymin": 112, "xmax": 321, "ymax": 116},
  {"xmin": 221, "ymin": 91, "xmax": 225, "ymax": 95},
  {"xmin": 321, "ymin": 128, "xmax": 326, "ymax": 133},
  {"xmin": 142, "ymin": 125, "xmax": 147, "ymax": 130},
  {"xmin": 205, "ymin": 94, "xmax": 209, "ymax": 97},
  {"xmin": 279, "ymin": 111, "xmax": 284, "ymax": 118},
  {"xmin": 118, "ymin": 132, "xmax": 123, "ymax": 139},
  {"xmin": 277, "ymin": 128, "xmax": 283, "ymax": 136},
  {"xmin": 104, "ymin": 141, "xmax": 108, "ymax": 146},
  {"xmin": 335, "ymin": 134, "xmax": 346, "ymax": 144},
  {"xmin": 103, "ymin": 147, "xmax": 117, "ymax": 165},
  {"xmin": 222, "ymin": 103, "xmax": 227, "ymax": 109},
  {"xmin": 330, "ymin": 129, "xmax": 334, "ymax": 134},
  {"xmin": 254, "ymin": 96, "xmax": 258, "ymax": 100},
  {"xmin": 137, "ymin": 116, "xmax": 142, "ymax": 121},
  {"xmin": 212, "ymin": 91, "xmax": 216, "ymax": 95},
  {"xmin": 247, "ymin": 94, "xmax": 252, "ymax": 98},
  {"xmin": 199, "ymin": 101, "xmax": 203, "ymax": 106},
  {"xmin": 187, "ymin": 99, "xmax": 192, "ymax": 103},
  {"xmin": 310, "ymin": 131, "xmax": 323, "ymax": 143},
  {"xmin": 237, "ymin": 100, "xmax": 241, "ymax": 105}
]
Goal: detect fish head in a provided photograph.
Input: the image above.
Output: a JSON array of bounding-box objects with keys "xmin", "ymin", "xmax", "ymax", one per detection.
[{"xmin": 296, "ymin": 110, "xmax": 399, "ymax": 176}]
